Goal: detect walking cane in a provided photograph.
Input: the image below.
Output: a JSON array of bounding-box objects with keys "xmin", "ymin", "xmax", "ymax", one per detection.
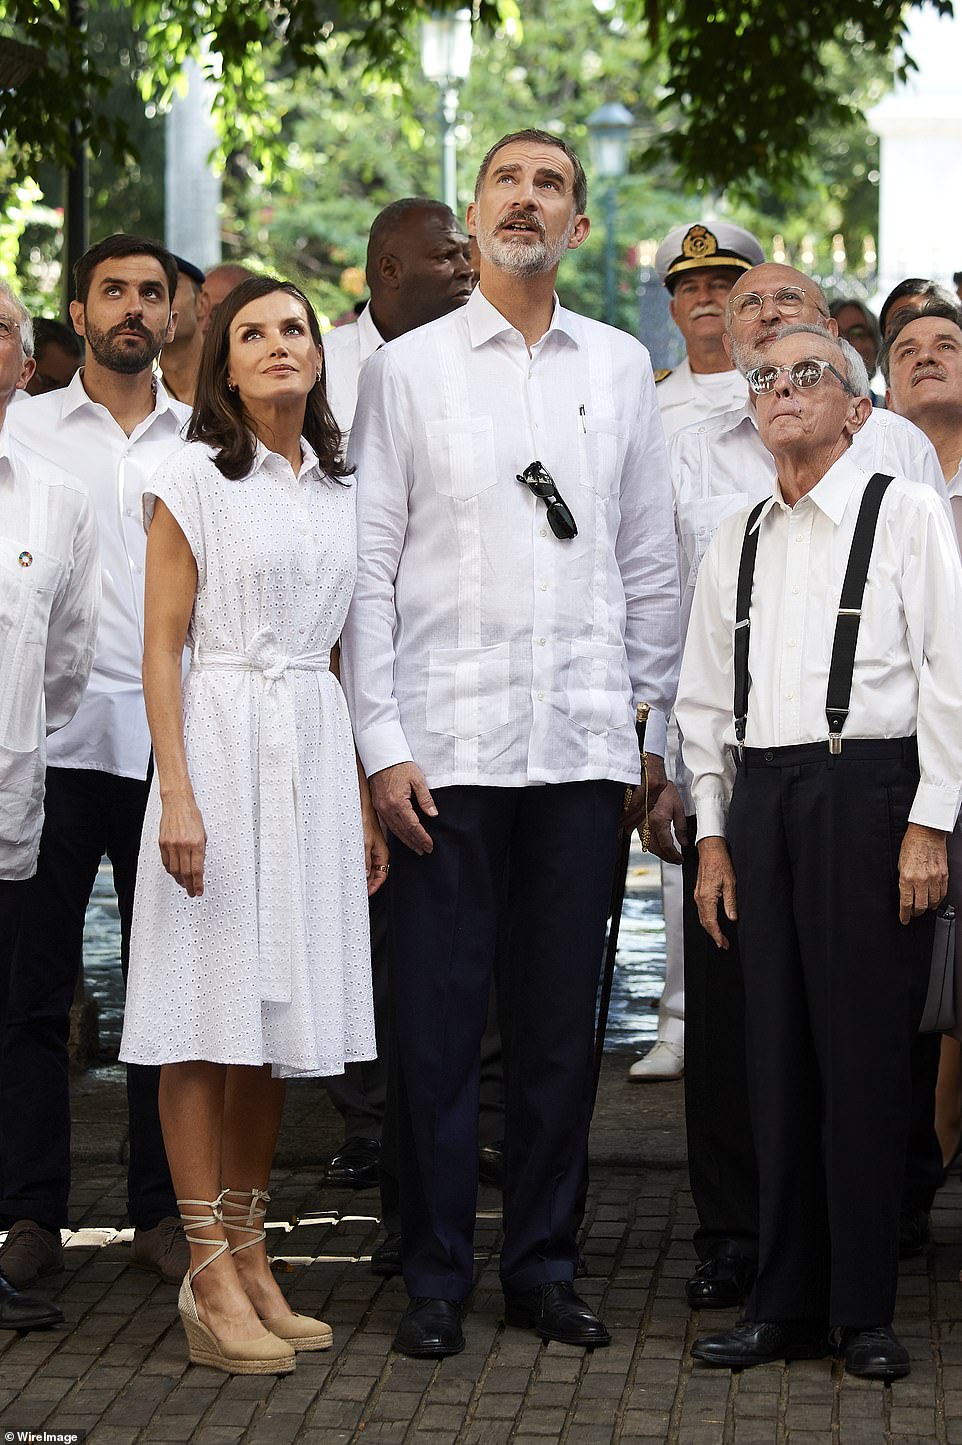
[{"xmin": 592, "ymin": 702, "xmax": 650, "ymax": 1104}]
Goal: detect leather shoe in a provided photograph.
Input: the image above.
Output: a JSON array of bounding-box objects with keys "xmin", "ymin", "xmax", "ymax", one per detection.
[
  {"xmin": 692, "ymin": 1319, "xmax": 831, "ymax": 1369},
  {"xmin": 393, "ymin": 1297, "xmax": 465, "ymax": 1358},
  {"xmin": 325, "ymin": 1136, "xmax": 380, "ymax": 1189},
  {"xmin": 503, "ymin": 1281, "xmax": 610, "ymax": 1347},
  {"xmin": 0, "ymin": 1269, "xmax": 63, "ymax": 1331},
  {"xmin": 0, "ymin": 1221, "xmax": 63, "ymax": 1289},
  {"xmin": 898, "ymin": 1207, "xmax": 930, "ymax": 1259},
  {"xmin": 478, "ymin": 1141, "xmax": 504, "ymax": 1189},
  {"xmin": 686, "ymin": 1248, "xmax": 755, "ymax": 1309},
  {"xmin": 371, "ymin": 1232, "xmax": 402, "ymax": 1278},
  {"xmin": 837, "ymin": 1325, "xmax": 910, "ymax": 1380},
  {"xmin": 130, "ymin": 1217, "xmax": 189, "ymax": 1284}
]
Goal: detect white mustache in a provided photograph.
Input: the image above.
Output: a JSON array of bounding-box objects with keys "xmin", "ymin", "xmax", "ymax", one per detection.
[
  {"xmin": 690, "ymin": 306, "xmax": 724, "ymax": 320},
  {"xmin": 911, "ymin": 364, "xmax": 947, "ymax": 385}
]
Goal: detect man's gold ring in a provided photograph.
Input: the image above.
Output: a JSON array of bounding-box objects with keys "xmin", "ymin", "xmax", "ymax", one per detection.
[{"xmin": 373, "ymin": 864, "xmax": 390, "ymax": 873}]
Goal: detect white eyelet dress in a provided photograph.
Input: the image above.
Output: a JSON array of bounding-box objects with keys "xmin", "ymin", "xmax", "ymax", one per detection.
[{"xmin": 120, "ymin": 439, "xmax": 376, "ymax": 1078}]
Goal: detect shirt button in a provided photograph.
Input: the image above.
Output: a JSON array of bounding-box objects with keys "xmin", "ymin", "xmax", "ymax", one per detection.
[
  {"xmin": 540, "ymin": 528, "xmax": 548, "ymax": 538},
  {"xmin": 786, "ymin": 691, "xmax": 794, "ymax": 700},
  {"xmin": 792, "ymin": 587, "xmax": 800, "ymax": 596},
  {"xmin": 539, "ymin": 638, "xmax": 546, "ymax": 646},
  {"xmin": 537, "ymin": 691, "xmax": 544, "ymax": 701},
  {"xmin": 795, "ymin": 534, "xmax": 805, "ymax": 544},
  {"xmin": 540, "ymin": 582, "xmax": 548, "ymax": 592},
  {"xmin": 788, "ymin": 639, "xmax": 797, "ymax": 648}
]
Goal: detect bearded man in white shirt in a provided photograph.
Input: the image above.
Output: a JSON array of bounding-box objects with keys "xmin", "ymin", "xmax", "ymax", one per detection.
[
  {"xmin": 0, "ymin": 236, "xmax": 190, "ymax": 1293},
  {"xmin": 342, "ymin": 128, "xmax": 682, "ymax": 1359},
  {"xmin": 670, "ymin": 262, "xmax": 949, "ymax": 1319},
  {"xmin": 0, "ymin": 281, "xmax": 98, "ymax": 1333},
  {"xmin": 677, "ymin": 325, "xmax": 962, "ymax": 1380}
]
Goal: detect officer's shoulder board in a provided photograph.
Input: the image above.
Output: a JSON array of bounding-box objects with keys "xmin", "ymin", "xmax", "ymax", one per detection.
[{"xmin": 653, "ymin": 368, "xmax": 672, "ymax": 384}]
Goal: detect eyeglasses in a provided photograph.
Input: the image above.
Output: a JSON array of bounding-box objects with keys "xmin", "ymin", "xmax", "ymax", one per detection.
[
  {"xmin": 729, "ymin": 286, "xmax": 810, "ymax": 320},
  {"xmin": 516, "ymin": 461, "xmax": 578, "ymax": 540},
  {"xmin": 746, "ymin": 357, "xmax": 856, "ymax": 397}
]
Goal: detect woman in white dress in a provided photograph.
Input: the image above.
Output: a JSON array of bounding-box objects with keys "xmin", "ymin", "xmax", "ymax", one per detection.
[{"xmin": 121, "ymin": 276, "xmax": 387, "ymax": 1375}]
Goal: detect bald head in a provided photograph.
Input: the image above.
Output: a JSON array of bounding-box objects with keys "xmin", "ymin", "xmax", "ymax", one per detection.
[
  {"xmin": 199, "ymin": 263, "xmax": 256, "ymax": 335},
  {"xmin": 364, "ymin": 198, "xmax": 473, "ymax": 341},
  {"xmin": 725, "ymin": 263, "xmax": 834, "ymax": 374}
]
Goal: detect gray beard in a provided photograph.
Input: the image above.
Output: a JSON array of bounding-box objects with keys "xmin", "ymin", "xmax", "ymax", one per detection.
[{"xmin": 477, "ymin": 212, "xmax": 577, "ymax": 279}]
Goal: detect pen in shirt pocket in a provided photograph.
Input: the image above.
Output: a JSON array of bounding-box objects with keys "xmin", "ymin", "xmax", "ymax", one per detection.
[{"xmin": 579, "ymin": 404, "xmax": 586, "ymax": 433}]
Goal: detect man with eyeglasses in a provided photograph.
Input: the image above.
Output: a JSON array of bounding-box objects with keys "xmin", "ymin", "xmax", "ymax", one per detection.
[
  {"xmin": 342, "ymin": 128, "xmax": 681, "ymax": 1359},
  {"xmin": 669, "ymin": 262, "xmax": 947, "ymax": 1320},
  {"xmin": 676, "ymin": 324, "xmax": 962, "ymax": 1378}
]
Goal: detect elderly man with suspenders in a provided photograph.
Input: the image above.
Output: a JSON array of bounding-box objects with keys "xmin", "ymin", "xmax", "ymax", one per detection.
[{"xmin": 676, "ymin": 324, "xmax": 962, "ymax": 1380}]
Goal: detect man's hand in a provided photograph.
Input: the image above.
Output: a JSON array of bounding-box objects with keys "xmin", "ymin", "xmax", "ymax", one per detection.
[
  {"xmin": 369, "ymin": 762, "xmax": 438, "ymax": 856},
  {"xmin": 898, "ymin": 822, "xmax": 948, "ymax": 924},
  {"xmin": 694, "ymin": 836, "xmax": 737, "ymax": 950},
  {"xmin": 623, "ymin": 753, "xmax": 688, "ymax": 864}
]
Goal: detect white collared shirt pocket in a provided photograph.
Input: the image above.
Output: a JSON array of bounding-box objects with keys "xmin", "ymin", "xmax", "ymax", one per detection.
[
  {"xmin": 578, "ymin": 416, "xmax": 629, "ymax": 498},
  {"xmin": 425, "ymin": 417, "xmax": 499, "ymax": 501},
  {"xmin": 0, "ymin": 541, "xmax": 61, "ymax": 752},
  {"xmin": 425, "ymin": 642, "xmax": 512, "ymax": 738}
]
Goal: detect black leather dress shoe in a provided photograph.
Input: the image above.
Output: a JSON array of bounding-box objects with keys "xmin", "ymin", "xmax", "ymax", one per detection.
[
  {"xmin": 393, "ymin": 1297, "xmax": 465, "ymax": 1358},
  {"xmin": 0, "ymin": 1270, "xmax": 63, "ymax": 1331},
  {"xmin": 371, "ymin": 1232, "xmax": 402, "ymax": 1278},
  {"xmin": 898, "ymin": 1207, "xmax": 931, "ymax": 1259},
  {"xmin": 837, "ymin": 1325, "xmax": 910, "ymax": 1380},
  {"xmin": 324, "ymin": 1136, "xmax": 380, "ymax": 1189},
  {"xmin": 686, "ymin": 1248, "xmax": 755, "ymax": 1309},
  {"xmin": 692, "ymin": 1319, "xmax": 831, "ymax": 1368},
  {"xmin": 504, "ymin": 1281, "xmax": 610, "ymax": 1347},
  {"xmin": 478, "ymin": 1141, "xmax": 505, "ymax": 1189}
]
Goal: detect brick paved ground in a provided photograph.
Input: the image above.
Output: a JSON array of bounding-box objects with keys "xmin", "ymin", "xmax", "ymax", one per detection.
[{"xmin": 2, "ymin": 1067, "xmax": 962, "ymax": 1443}]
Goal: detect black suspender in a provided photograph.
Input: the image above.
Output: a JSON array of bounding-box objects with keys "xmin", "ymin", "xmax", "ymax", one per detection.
[
  {"xmin": 731, "ymin": 473, "xmax": 894, "ymax": 755},
  {"xmin": 825, "ymin": 473, "xmax": 894, "ymax": 751},
  {"xmin": 733, "ymin": 501, "xmax": 766, "ymax": 746}
]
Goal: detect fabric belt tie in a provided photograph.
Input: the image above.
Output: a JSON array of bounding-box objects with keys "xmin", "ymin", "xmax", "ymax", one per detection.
[{"xmin": 192, "ymin": 630, "xmax": 332, "ymax": 1005}]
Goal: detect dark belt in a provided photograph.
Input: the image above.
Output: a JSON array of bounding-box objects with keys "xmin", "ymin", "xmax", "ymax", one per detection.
[{"xmin": 738, "ymin": 737, "xmax": 918, "ymax": 768}]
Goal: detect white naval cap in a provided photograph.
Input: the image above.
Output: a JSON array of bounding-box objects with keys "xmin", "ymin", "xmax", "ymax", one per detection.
[{"xmin": 655, "ymin": 222, "xmax": 765, "ymax": 292}]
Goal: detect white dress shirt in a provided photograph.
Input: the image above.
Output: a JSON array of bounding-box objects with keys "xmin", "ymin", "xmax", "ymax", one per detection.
[
  {"xmin": 322, "ymin": 305, "xmax": 384, "ymax": 440},
  {"xmin": 668, "ymin": 401, "xmax": 949, "ymax": 812},
  {"xmin": 656, "ymin": 357, "xmax": 747, "ymax": 441},
  {"xmin": 8, "ymin": 372, "xmax": 189, "ymax": 779},
  {"xmin": 0, "ymin": 420, "xmax": 100, "ymax": 879},
  {"xmin": 675, "ymin": 455, "xmax": 962, "ymax": 841},
  {"xmin": 341, "ymin": 285, "xmax": 680, "ymax": 788}
]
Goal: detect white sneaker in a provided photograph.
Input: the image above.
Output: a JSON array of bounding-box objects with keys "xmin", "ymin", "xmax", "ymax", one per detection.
[{"xmin": 627, "ymin": 1040, "xmax": 684, "ymax": 1082}]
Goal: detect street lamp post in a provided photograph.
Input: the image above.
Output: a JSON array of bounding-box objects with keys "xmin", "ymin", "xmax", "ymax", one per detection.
[
  {"xmin": 586, "ymin": 103, "xmax": 634, "ymax": 327},
  {"xmin": 420, "ymin": 9, "xmax": 474, "ymax": 212}
]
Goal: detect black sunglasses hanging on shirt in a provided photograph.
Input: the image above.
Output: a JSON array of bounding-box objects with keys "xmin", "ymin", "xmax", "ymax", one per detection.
[{"xmin": 516, "ymin": 461, "xmax": 578, "ymax": 541}]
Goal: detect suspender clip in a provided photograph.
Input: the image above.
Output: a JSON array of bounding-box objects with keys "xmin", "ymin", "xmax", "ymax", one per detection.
[{"xmin": 828, "ymin": 733, "xmax": 843, "ymax": 756}]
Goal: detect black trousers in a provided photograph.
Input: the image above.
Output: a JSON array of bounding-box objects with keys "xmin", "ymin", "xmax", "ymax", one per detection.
[
  {"xmin": 0, "ymin": 880, "xmax": 28, "ymax": 1039},
  {"xmin": 681, "ymin": 816, "xmax": 759, "ymax": 1267},
  {"xmin": 729, "ymin": 742, "xmax": 932, "ymax": 1328},
  {"xmin": 0, "ymin": 767, "xmax": 176, "ymax": 1233},
  {"xmin": 389, "ymin": 780, "xmax": 623, "ymax": 1300}
]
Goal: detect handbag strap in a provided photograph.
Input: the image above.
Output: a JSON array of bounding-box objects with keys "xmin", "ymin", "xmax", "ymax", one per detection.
[
  {"xmin": 733, "ymin": 501, "xmax": 766, "ymax": 745},
  {"xmin": 825, "ymin": 473, "xmax": 894, "ymax": 752}
]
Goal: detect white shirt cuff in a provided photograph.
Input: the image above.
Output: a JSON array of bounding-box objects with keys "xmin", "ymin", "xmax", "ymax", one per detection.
[
  {"xmin": 693, "ymin": 793, "xmax": 730, "ymax": 842},
  {"xmin": 356, "ymin": 722, "xmax": 415, "ymax": 780},
  {"xmin": 643, "ymin": 707, "xmax": 668, "ymax": 759},
  {"xmin": 909, "ymin": 781, "xmax": 962, "ymax": 834}
]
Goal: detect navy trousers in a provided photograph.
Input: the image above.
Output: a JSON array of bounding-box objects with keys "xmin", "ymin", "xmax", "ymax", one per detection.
[
  {"xmin": 0, "ymin": 767, "xmax": 176, "ymax": 1233},
  {"xmin": 729, "ymin": 741, "xmax": 932, "ymax": 1328},
  {"xmin": 389, "ymin": 780, "xmax": 623, "ymax": 1300}
]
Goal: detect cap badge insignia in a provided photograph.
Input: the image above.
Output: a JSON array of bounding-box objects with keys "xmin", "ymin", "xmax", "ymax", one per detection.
[
  {"xmin": 18, "ymin": 550, "xmax": 32, "ymax": 568},
  {"xmin": 681, "ymin": 225, "xmax": 718, "ymax": 261}
]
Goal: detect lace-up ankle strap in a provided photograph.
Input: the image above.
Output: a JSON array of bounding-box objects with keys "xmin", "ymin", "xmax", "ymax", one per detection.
[
  {"xmin": 220, "ymin": 1187, "xmax": 271, "ymax": 1255},
  {"xmin": 177, "ymin": 1193, "xmax": 229, "ymax": 1280}
]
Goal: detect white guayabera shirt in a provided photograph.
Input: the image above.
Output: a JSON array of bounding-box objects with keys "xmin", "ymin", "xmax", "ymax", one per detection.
[
  {"xmin": 341, "ymin": 285, "xmax": 680, "ymax": 789},
  {"xmin": 8, "ymin": 371, "xmax": 189, "ymax": 781},
  {"xmin": 322, "ymin": 304, "xmax": 384, "ymax": 442},
  {"xmin": 0, "ymin": 422, "xmax": 100, "ymax": 878},
  {"xmin": 675, "ymin": 456, "xmax": 962, "ymax": 841}
]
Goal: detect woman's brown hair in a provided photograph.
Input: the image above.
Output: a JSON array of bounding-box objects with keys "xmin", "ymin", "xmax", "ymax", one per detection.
[{"xmin": 186, "ymin": 275, "xmax": 351, "ymax": 483}]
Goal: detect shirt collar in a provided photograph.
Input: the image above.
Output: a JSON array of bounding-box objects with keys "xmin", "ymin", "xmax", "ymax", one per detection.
[
  {"xmin": 753, "ymin": 451, "xmax": 865, "ymax": 531},
  {"xmin": 947, "ymin": 460, "xmax": 962, "ymax": 499},
  {"xmin": 464, "ymin": 284, "xmax": 580, "ymax": 351},
  {"xmin": 243, "ymin": 436, "xmax": 320, "ymax": 483},
  {"xmin": 0, "ymin": 416, "xmax": 11, "ymax": 482},
  {"xmin": 355, "ymin": 303, "xmax": 386, "ymax": 362},
  {"xmin": 60, "ymin": 366, "xmax": 178, "ymax": 424}
]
